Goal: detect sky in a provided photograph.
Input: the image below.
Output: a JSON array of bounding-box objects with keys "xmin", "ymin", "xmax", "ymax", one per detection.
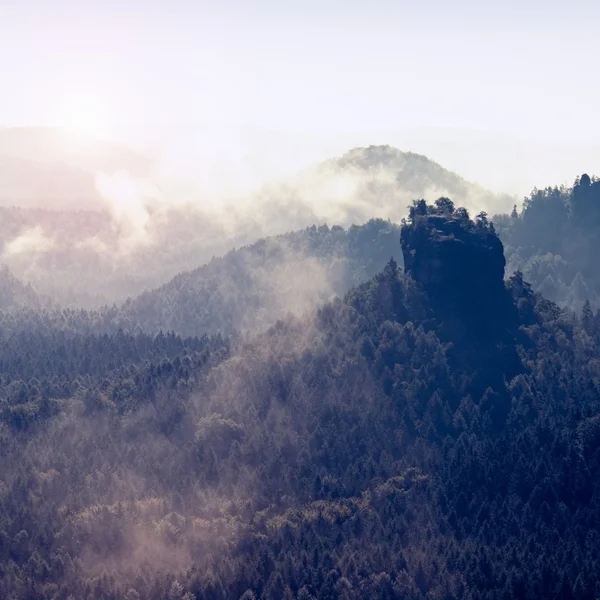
[{"xmin": 2, "ymin": 0, "xmax": 600, "ymax": 194}]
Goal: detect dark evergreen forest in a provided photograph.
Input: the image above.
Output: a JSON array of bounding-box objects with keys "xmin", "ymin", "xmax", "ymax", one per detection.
[
  {"xmin": 2, "ymin": 193, "xmax": 600, "ymax": 600},
  {"xmin": 494, "ymin": 173, "xmax": 600, "ymax": 310}
]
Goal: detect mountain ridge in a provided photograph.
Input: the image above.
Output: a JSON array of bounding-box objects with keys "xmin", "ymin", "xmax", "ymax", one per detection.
[{"xmin": 0, "ymin": 142, "xmax": 514, "ymax": 307}]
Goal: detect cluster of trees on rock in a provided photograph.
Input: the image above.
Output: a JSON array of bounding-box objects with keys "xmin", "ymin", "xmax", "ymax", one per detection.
[{"xmin": 2, "ymin": 199, "xmax": 600, "ymax": 599}]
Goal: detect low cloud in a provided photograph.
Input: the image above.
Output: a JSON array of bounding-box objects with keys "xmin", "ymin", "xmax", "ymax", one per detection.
[
  {"xmin": 95, "ymin": 171, "xmax": 161, "ymax": 251},
  {"xmin": 3, "ymin": 225, "xmax": 55, "ymax": 257}
]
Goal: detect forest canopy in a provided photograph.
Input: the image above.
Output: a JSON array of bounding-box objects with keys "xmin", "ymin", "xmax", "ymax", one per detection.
[{"xmin": 1, "ymin": 194, "xmax": 600, "ymax": 599}]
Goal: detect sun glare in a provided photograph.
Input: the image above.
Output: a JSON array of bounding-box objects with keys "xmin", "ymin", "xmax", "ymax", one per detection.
[{"xmin": 57, "ymin": 94, "xmax": 112, "ymax": 140}]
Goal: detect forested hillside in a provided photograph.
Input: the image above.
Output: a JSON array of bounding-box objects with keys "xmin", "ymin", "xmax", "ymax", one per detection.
[
  {"xmin": 2, "ymin": 198, "xmax": 600, "ymax": 599},
  {"xmin": 120, "ymin": 219, "xmax": 402, "ymax": 337},
  {"xmin": 0, "ymin": 219, "xmax": 402, "ymax": 337},
  {"xmin": 0, "ymin": 264, "xmax": 46, "ymax": 311},
  {"xmin": 495, "ymin": 173, "xmax": 600, "ymax": 310}
]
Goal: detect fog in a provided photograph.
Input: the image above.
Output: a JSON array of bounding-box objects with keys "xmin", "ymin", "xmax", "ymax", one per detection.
[
  {"xmin": 0, "ymin": 125, "xmax": 523, "ymax": 309},
  {"xmin": 2, "ymin": 1, "xmax": 600, "ymax": 596},
  {"xmin": 0, "ymin": 123, "xmax": 597, "ymax": 314}
]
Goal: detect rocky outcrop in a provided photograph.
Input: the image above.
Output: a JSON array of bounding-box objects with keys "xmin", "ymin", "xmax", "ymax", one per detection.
[
  {"xmin": 401, "ymin": 208, "xmax": 506, "ymax": 328},
  {"xmin": 401, "ymin": 200, "xmax": 520, "ymax": 389}
]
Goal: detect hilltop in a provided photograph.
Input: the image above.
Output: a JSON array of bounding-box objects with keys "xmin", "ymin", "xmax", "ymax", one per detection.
[{"xmin": 251, "ymin": 145, "xmax": 515, "ymax": 231}]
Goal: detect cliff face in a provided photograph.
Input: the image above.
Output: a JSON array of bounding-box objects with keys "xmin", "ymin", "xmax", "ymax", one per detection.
[
  {"xmin": 401, "ymin": 201, "xmax": 520, "ymax": 388},
  {"xmin": 401, "ymin": 212, "xmax": 506, "ymax": 328}
]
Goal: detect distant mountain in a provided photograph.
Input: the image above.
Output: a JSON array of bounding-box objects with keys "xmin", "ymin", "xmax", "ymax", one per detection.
[
  {"xmin": 249, "ymin": 145, "xmax": 515, "ymax": 232},
  {"xmin": 0, "ymin": 153, "xmax": 100, "ymax": 208},
  {"xmin": 0, "ymin": 127, "xmax": 153, "ymax": 209},
  {"xmin": 0, "ymin": 127, "xmax": 153, "ymax": 176}
]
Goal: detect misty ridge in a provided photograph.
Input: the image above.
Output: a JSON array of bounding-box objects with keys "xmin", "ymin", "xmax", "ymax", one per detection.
[
  {"xmin": 0, "ymin": 127, "xmax": 599, "ymax": 343},
  {"xmin": 0, "ymin": 123, "xmax": 593, "ymax": 346},
  {"xmin": 0, "ymin": 127, "xmax": 514, "ymax": 309}
]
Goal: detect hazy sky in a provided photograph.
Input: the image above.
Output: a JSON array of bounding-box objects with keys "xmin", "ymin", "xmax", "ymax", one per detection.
[{"xmin": 2, "ymin": 0, "xmax": 599, "ymax": 143}]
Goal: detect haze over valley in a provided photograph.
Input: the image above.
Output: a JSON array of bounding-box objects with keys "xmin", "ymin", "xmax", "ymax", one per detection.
[
  {"xmin": 3, "ymin": 2, "xmax": 600, "ymax": 599},
  {"xmin": 0, "ymin": 126, "xmax": 517, "ymax": 307}
]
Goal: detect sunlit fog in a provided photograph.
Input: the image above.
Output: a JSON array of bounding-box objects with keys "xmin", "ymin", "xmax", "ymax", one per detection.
[
  {"xmin": 2, "ymin": 2, "xmax": 600, "ymax": 599},
  {"xmin": 3, "ymin": 1, "xmax": 600, "ymax": 305}
]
